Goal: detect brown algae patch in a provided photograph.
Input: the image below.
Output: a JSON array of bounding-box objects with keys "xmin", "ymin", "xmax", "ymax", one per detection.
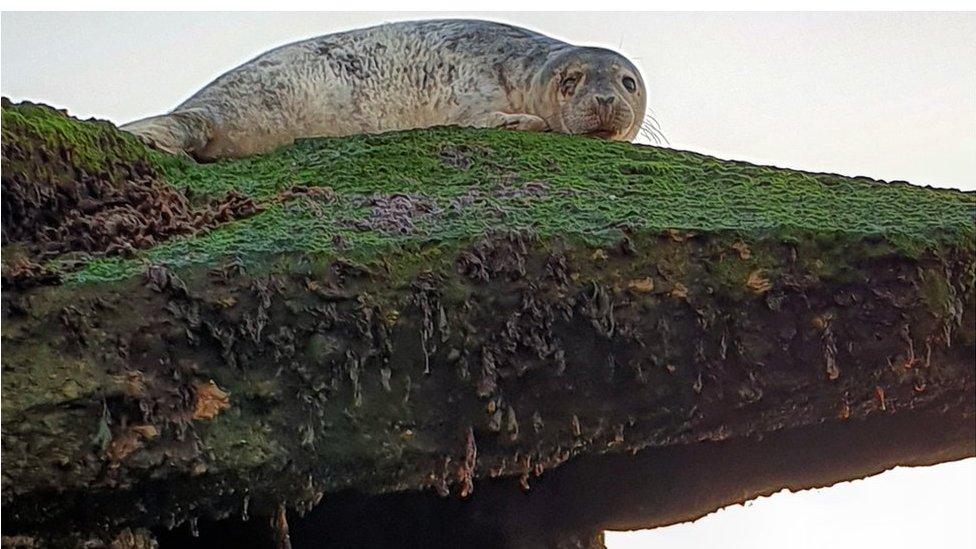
[{"xmin": 349, "ymin": 193, "xmax": 442, "ymax": 235}]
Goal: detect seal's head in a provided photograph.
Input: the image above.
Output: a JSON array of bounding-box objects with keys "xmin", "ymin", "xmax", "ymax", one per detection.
[{"xmin": 533, "ymin": 47, "xmax": 647, "ymax": 141}]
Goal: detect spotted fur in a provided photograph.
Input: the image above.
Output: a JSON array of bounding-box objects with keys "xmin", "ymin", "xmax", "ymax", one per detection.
[{"xmin": 121, "ymin": 20, "xmax": 647, "ymax": 160}]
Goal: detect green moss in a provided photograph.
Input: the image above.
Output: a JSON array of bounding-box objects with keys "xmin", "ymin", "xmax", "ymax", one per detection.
[
  {"xmin": 2, "ymin": 103, "xmax": 970, "ymax": 284},
  {"xmin": 707, "ymin": 255, "xmax": 760, "ymax": 299},
  {"xmin": 920, "ymin": 266, "xmax": 955, "ymax": 317},
  {"xmin": 1, "ymin": 99, "xmax": 186, "ymax": 178},
  {"xmin": 0, "ymin": 339, "xmax": 110, "ymax": 418},
  {"xmin": 198, "ymin": 412, "xmax": 288, "ymax": 471}
]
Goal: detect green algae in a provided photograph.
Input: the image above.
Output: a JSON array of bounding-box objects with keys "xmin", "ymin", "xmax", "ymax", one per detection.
[
  {"xmin": 1, "ymin": 100, "xmax": 186, "ymax": 178},
  {"xmin": 2, "ymin": 100, "xmax": 972, "ymax": 285},
  {"xmin": 198, "ymin": 413, "xmax": 289, "ymax": 472},
  {"xmin": 0, "ymin": 342, "xmax": 109, "ymax": 418},
  {"xmin": 76, "ymin": 125, "xmax": 976, "ymax": 283}
]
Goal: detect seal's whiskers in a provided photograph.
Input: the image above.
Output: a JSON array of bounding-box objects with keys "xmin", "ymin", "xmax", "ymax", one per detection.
[{"xmin": 639, "ymin": 115, "xmax": 668, "ymax": 145}]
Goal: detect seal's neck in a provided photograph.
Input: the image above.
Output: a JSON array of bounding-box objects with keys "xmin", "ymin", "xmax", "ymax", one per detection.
[
  {"xmin": 523, "ymin": 42, "xmax": 579, "ymax": 123},
  {"xmin": 523, "ymin": 88, "xmax": 557, "ymax": 129},
  {"xmin": 521, "ymin": 46, "xmax": 571, "ymax": 128}
]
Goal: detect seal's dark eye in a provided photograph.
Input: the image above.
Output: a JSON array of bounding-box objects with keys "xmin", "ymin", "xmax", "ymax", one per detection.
[
  {"xmin": 560, "ymin": 74, "xmax": 580, "ymax": 94},
  {"xmin": 622, "ymin": 76, "xmax": 637, "ymax": 93}
]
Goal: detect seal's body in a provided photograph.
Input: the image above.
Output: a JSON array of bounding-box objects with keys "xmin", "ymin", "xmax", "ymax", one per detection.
[{"xmin": 122, "ymin": 20, "xmax": 647, "ymax": 160}]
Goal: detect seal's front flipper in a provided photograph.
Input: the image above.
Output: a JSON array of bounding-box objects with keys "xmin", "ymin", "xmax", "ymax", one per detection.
[
  {"xmin": 120, "ymin": 111, "xmax": 212, "ymax": 160},
  {"xmin": 474, "ymin": 112, "xmax": 549, "ymax": 133}
]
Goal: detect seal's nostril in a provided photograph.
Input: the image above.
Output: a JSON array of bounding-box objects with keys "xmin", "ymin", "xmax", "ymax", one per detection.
[{"xmin": 596, "ymin": 95, "xmax": 615, "ymax": 106}]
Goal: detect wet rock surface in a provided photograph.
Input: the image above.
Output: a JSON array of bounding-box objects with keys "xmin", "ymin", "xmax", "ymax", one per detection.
[{"xmin": 1, "ymin": 101, "xmax": 974, "ymax": 548}]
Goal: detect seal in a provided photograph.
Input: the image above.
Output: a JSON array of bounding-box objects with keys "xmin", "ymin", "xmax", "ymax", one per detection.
[{"xmin": 121, "ymin": 19, "xmax": 651, "ymax": 160}]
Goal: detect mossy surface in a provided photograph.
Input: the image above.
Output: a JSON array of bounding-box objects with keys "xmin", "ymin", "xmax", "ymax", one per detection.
[
  {"xmin": 76, "ymin": 126, "xmax": 976, "ymax": 283},
  {"xmin": 3, "ymin": 100, "xmax": 972, "ymax": 285},
  {"xmin": 0, "ymin": 99, "xmax": 184, "ymax": 178}
]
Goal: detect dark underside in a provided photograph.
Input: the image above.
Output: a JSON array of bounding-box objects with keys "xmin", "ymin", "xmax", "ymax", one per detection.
[
  {"xmin": 2, "ymin": 100, "xmax": 974, "ymax": 548},
  {"xmin": 157, "ymin": 403, "xmax": 972, "ymax": 548}
]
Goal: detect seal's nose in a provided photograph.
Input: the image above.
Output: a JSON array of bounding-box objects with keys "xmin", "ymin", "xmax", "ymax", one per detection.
[{"xmin": 595, "ymin": 95, "xmax": 615, "ymax": 106}]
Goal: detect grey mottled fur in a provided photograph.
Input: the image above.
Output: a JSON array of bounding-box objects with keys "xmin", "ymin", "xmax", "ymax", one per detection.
[{"xmin": 121, "ymin": 19, "xmax": 647, "ymax": 160}]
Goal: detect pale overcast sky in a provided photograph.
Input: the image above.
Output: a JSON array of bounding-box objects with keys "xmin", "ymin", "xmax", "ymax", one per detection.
[
  {"xmin": 2, "ymin": 12, "xmax": 975, "ymax": 190},
  {"xmin": 1, "ymin": 11, "xmax": 974, "ymax": 548}
]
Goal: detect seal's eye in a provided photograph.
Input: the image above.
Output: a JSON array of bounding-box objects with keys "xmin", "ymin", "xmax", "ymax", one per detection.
[
  {"xmin": 560, "ymin": 74, "xmax": 581, "ymax": 95},
  {"xmin": 622, "ymin": 76, "xmax": 637, "ymax": 93}
]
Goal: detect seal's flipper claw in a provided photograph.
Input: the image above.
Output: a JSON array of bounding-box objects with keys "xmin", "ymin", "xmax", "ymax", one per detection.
[{"xmin": 476, "ymin": 112, "xmax": 549, "ymax": 133}]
